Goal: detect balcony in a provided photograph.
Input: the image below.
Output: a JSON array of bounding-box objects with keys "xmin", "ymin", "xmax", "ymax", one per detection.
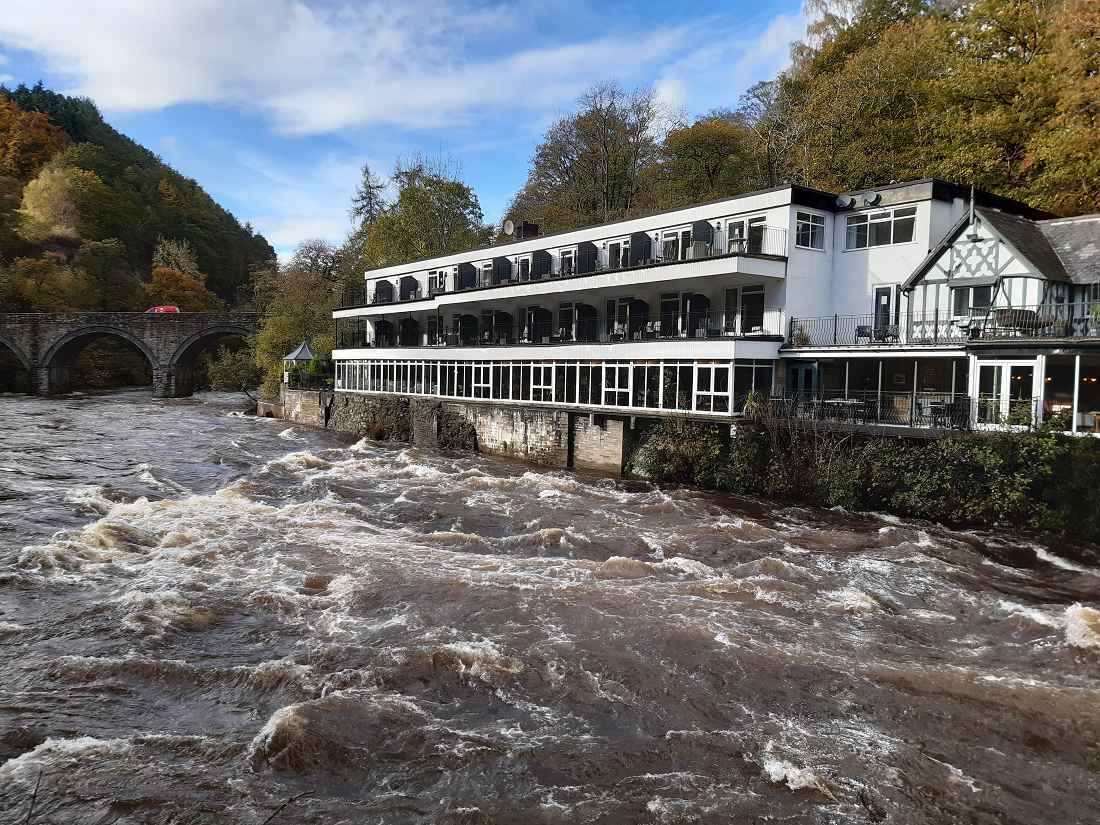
[
  {"xmin": 786, "ymin": 302, "xmax": 1100, "ymax": 350},
  {"xmin": 336, "ymin": 226, "xmax": 788, "ymax": 310},
  {"xmin": 335, "ymin": 309, "xmax": 784, "ymax": 350},
  {"xmin": 970, "ymin": 303, "xmax": 1100, "ymax": 342},
  {"xmin": 785, "ymin": 312, "xmax": 969, "ymax": 349}
]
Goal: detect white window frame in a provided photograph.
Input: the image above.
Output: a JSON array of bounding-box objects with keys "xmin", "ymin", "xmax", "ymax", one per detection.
[
  {"xmin": 845, "ymin": 205, "xmax": 918, "ymax": 250},
  {"xmin": 795, "ymin": 211, "xmax": 826, "ymax": 250},
  {"xmin": 694, "ymin": 363, "xmax": 731, "ymax": 413}
]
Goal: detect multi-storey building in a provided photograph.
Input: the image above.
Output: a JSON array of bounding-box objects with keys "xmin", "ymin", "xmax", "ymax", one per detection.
[{"xmin": 329, "ymin": 178, "xmax": 1100, "ymax": 445}]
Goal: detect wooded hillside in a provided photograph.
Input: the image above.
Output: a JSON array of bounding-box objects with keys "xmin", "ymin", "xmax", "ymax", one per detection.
[{"xmin": 0, "ymin": 83, "xmax": 275, "ymax": 312}]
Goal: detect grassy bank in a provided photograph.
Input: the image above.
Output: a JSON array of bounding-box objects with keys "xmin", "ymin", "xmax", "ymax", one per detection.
[{"xmin": 627, "ymin": 416, "xmax": 1100, "ymax": 545}]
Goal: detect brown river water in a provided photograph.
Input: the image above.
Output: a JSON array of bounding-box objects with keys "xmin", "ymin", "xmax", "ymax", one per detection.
[{"xmin": 0, "ymin": 390, "xmax": 1098, "ymax": 824}]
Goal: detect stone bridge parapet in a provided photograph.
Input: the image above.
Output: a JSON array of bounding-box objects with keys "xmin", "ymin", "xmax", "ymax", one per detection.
[{"xmin": 0, "ymin": 311, "xmax": 259, "ymax": 397}]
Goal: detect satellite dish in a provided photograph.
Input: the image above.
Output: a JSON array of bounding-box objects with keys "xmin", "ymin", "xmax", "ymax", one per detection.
[
  {"xmin": 835, "ymin": 195, "xmax": 855, "ymax": 209},
  {"xmin": 503, "ymin": 219, "xmax": 515, "ymax": 236},
  {"xmin": 863, "ymin": 192, "xmax": 882, "ymax": 206}
]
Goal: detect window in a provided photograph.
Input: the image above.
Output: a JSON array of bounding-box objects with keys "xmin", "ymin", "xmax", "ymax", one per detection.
[
  {"xmin": 532, "ymin": 364, "xmax": 553, "ymax": 401},
  {"xmin": 559, "ymin": 250, "xmax": 574, "ymax": 276},
  {"xmin": 519, "ymin": 258, "xmax": 530, "ymax": 280},
  {"xmin": 695, "ymin": 364, "xmax": 730, "ymax": 412},
  {"xmin": 480, "ymin": 263, "xmax": 492, "ymax": 287},
  {"xmin": 603, "ymin": 364, "xmax": 630, "ymax": 406},
  {"xmin": 473, "ymin": 364, "xmax": 491, "ymax": 398},
  {"xmin": 845, "ymin": 206, "xmax": 918, "ymax": 249},
  {"xmin": 680, "ymin": 229, "xmax": 692, "ymax": 260},
  {"xmin": 733, "ymin": 359, "xmax": 773, "ymax": 412},
  {"xmin": 795, "ymin": 212, "xmax": 825, "ymax": 250},
  {"xmin": 952, "ymin": 284, "xmax": 993, "ymax": 316}
]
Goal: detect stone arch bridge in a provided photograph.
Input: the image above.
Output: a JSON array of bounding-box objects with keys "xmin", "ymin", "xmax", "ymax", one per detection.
[{"xmin": 0, "ymin": 312, "xmax": 259, "ymax": 397}]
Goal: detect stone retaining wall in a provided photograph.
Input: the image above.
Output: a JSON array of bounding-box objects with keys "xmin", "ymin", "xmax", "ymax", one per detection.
[{"xmin": 277, "ymin": 388, "xmax": 630, "ymax": 474}]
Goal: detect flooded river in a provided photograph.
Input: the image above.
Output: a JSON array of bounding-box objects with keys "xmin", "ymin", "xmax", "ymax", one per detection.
[{"xmin": 0, "ymin": 390, "xmax": 1098, "ymax": 824}]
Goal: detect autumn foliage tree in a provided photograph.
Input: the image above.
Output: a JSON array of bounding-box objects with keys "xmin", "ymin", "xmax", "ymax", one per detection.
[{"xmin": 144, "ymin": 265, "xmax": 224, "ymax": 311}]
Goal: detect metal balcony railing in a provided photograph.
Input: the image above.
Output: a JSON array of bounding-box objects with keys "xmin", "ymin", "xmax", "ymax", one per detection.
[
  {"xmin": 786, "ymin": 301, "xmax": 1100, "ymax": 349},
  {"xmin": 334, "ymin": 309, "xmax": 784, "ymax": 350},
  {"xmin": 756, "ymin": 392, "xmax": 1040, "ymax": 431},
  {"xmin": 786, "ymin": 312, "xmax": 969, "ymax": 348},
  {"xmin": 335, "ymin": 226, "xmax": 789, "ymax": 308},
  {"xmin": 970, "ymin": 302, "xmax": 1100, "ymax": 341}
]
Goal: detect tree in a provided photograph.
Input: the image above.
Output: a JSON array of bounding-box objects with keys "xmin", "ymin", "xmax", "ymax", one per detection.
[
  {"xmin": 74, "ymin": 239, "xmax": 144, "ymax": 310},
  {"xmin": 253, "ymin": 252, "xmax": 340, "ymax": 398},
  {"xmin": 504, "ymin": 83, "xmax": 666, "ymax": 232},
  {"xmin": 0, "ymin": 96, "xmax": 70, "ymax": 182},
  {"xmin": 795, "ymin": 19, "xmax": 951, "ymax": 190},
  {"xmin": 206, "ymin": 343, "xmax": 262, "ymax": 401},
  {"xmin": 355, "ymin": 156, "xmax": 491, "ymax": 269},
  {"xmin": 350, "ymin": 161, "xmax": 387, "ymax": 226},
  {"xmin": 144, "ymin": 265, "xmax": 224, "ymax": 311},
  {"xmin": 1026, "ymin": 0, "xmax": 1100, "ymax": 213},
  {"xmin": 152, "ymin": 236, "xmax": 202, "ymax": 281},
  {"xmin": 0, "ymin": 257, "xmax": 98, "ymax": 311},
  {"xmin": 736, "ymin": 80, "xmax": 810, "ymax": 188},
  {"xmin": 659, "ymin": 114, "xmax": 758, "ymax": 206}
]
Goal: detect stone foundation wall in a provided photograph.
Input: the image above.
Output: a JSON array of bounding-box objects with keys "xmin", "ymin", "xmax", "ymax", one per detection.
[
  {"xmin": 442, "ymin": 402, "xmax": 569, "ymax": 467},
  {"xmin": 326, "ymin": 392, "xmax": 412, "ymax": 441},
  {"xmin": 276, "ymin": 389, "xmax": 630, "ymax": 474},
  {"xmin": 281, "ymin": 388, "xmax": 324, "ymax": 427},
  {"xmin": 571, "ymin": 414, "xmax": 628, "ymax": 474}
]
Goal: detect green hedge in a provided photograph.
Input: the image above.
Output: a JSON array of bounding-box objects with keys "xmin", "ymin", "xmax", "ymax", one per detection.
[{"xmin": 627, "ymin": 418, "xmax": 1100, "ymax": 542}]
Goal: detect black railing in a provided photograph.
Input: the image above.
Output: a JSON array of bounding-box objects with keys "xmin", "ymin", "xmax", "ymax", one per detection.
[
  {"xmin": 757, "ymin": 392, "xmax": 1041, "ymax": 431},
  {"xmin": 335, "ymin": 227, "xmax": 789, "ymax": 308},
  {"xmin": 971, "ymin": 302, "xmax": 1100, "ymax": 341},
  {"xmin": 286, "ymin": 372, "xmax": 333, "ymax": 391},
  {"xmin": 785, "ymin": 312, "xmax": 969, "ymax": 348},
  {"xmin": 760, "ymin": 391, "xmax": 972, "ymax": 429},
  {"xmin": 787, "ymin": 302, "xmax": 1100, "ymax": 348},
  {"xmin": 335, "ymin": 309, "xmax": 784, "ymax": 349}
]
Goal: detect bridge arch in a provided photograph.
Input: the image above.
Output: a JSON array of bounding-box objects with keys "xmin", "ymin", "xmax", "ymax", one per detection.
[
  {"xmin": 0, "ymin": 335, "xmax": 31, "ymax": 372},
  {"xmin": 167, "ymin": 324, "xmax": 254, "ymax": 396},
  {"xmin": 39, "ymin": 326, "xmax": 158, "ymax": 396},
  {"xmin": 0, "ymin": 335, "xmax": 32, "ymax": 393}
]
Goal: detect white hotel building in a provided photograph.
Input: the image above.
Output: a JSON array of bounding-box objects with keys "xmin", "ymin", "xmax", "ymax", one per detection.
[{"xmin": 331, "ymin": 179, "xmax": 1100, "ymax": 436}]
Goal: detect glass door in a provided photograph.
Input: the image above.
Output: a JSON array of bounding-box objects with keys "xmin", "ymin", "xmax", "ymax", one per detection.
[{"xmin": 977, "ymin": 363, "xmax": 1035, "ymax": 426}]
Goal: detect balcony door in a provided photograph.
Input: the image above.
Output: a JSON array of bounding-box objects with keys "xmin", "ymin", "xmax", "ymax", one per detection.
[
  {"xmin": 747, "ymin": 217, "xmax": 766, "ymax": 254},
  {"xmin": 874, "ymin": 287, "xmax": 892, "ymax": 332}
]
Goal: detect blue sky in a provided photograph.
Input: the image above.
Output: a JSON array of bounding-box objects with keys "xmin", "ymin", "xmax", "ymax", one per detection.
[{"xmin": 0, "ymin": 0, "xmax": 806, "ymax": 258}]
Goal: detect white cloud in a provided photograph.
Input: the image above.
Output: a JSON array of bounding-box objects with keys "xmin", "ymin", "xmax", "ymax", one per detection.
[
  {"xmin": 654, "ymin": 11, "xmax": 808, "ymax": 115},
  {"xmin": 0, "ymin": 0, "xmax": 692, "ymax": 135}
]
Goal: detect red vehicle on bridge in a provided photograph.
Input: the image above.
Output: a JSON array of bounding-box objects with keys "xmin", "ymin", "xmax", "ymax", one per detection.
[{"xmin": 145, "ymin": 305, "xmax": 181, "ymax": 313}]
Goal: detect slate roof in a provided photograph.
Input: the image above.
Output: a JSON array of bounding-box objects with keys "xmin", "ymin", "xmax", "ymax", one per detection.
[
  {"xmin": 283, "ymin": 341, "xmax": 315, "ymax": 362},
  {"xmin": 978, "ymin": 208, "xmax": 1071, "ymax": 282},
  {"xmin": 1038, "ymin": 215, "xmax": 1100, "ymax": 285},
  {"xmin": 903, "ymin": 208, "xmax": 1100, "ymax": 290}
]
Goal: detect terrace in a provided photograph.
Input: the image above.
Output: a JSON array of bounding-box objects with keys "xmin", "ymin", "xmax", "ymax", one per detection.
[
  {"xmin": 785, "ymin": 301, "xmax": 1100, "ymax": 349},
  {"xmin": 337, "ymin": 226, "xmax": 788, "ymax": 310}
]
